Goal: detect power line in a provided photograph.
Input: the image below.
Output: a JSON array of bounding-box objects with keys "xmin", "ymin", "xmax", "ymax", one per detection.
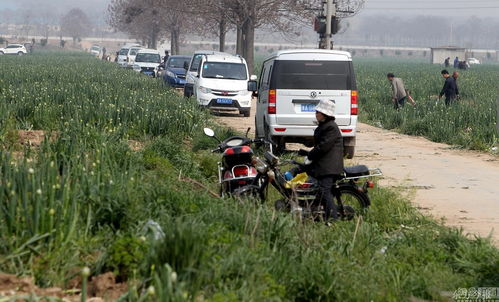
[
  {"xmin": 370, "ymin": 0, "xmax": 498, "ymax": 2},
  {"xmin": 364, "ymin": 6, "xmax": 499, "ymax": 10}
]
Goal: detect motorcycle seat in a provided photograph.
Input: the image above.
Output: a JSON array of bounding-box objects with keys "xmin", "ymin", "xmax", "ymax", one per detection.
[{"xmin": 344, "ymin": 165, "xmax": 369, "ymax": 177}]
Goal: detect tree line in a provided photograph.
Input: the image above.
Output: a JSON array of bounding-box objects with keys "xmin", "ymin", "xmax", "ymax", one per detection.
[{"xmin": 107, "ymin": 0, "xmax": 319, "ymax": 73}]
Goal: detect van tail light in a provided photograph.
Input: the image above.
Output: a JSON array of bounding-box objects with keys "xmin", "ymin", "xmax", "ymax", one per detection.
[
  {"xmin": 268, "ymin": 89, "xmax": 276, "ymax": 114},
  {"xmin": 233, "ymin": 166, "xmax": 249, "ymax": 177},
  {"xmin": 351, "ymin": 90, "xmax": 358, "ymax": 115}
]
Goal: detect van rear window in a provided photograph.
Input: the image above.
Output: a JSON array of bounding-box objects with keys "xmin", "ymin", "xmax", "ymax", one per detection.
[{"xmin": 271, "ymin": 61, "xmax": 355, "ymax": 90}]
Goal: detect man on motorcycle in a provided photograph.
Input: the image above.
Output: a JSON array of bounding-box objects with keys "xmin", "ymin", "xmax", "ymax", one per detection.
[{"xmin": 300, "ymin": 99, "xmax": 344, "ymax": 222}]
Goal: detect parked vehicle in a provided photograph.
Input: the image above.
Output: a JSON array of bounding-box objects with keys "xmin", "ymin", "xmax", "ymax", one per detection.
[
  {"xmin": 90, "ymin": 45, "xmax": 101, "ymax": 57},
  {"xmin": 0, "ymin": 44, "xmax": 28, "ymax": 55},
  {"xmin": 251, "ymin": 151, "xmax": 382, "ymax": 221},
  {"xmin": 183, "ymin": 50, "xmax": 229, "ymax": 98},
  {"xmin": 117, "ymin": 44, "xmax": 141, "ymax": 67},
  {"xmin": 193, "ymin": 53, "xmax": 257, "ymax": 117},
  {"xmin": 203, "ymin": 128, "xmax": 272, "ymax": 199},
  {"xmin": 467, "ymin": 57, "xmax": 480, "ymax": 65},
  {"xmin": 254, "ymin": 49, "xmax": 358, "ymax": 157},
  {"xmin": 162, "ymin": 55, "xmax": 191, "ymax": 87},
  {"xmin": 132, "ymin": 49, "xmax": 162, "ymax": 77},
  {"xmin": 126, "ymin": 46, "xmax": 144, "ymax": 68}
]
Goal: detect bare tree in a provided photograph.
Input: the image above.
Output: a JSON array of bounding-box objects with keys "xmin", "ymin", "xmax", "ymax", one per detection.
[
  {"xmin": 61, "ymin": 8, "xmax": 92, "ymax": 44},
  {"xmin": 108, "ymin": 0, "xmax": 191, "ymax": 53},
  {"xmin": 108, "ymin": 0, "xmax": 162, "ymax": 48},
  {"xmin": 190, "ymin": 0, "xmax": 233, "ymax": 52},
  {"xmin": 219, "ymin": 0, "xmax": 313, "ymax": 74}
]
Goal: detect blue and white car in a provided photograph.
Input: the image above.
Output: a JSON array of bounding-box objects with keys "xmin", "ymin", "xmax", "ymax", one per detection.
[{"xmin": 162, "ymin": 56, "xmax": 191, "ymax": 88}]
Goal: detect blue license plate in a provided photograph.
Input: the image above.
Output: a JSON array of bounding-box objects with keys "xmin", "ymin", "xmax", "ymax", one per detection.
[
  {"xmin": 301, "ymin": 104, "xmax": 316, "ymax": 112},
  {"xmin": 217, "ymin": 98, "xmax": 233, "ymax": 104}
]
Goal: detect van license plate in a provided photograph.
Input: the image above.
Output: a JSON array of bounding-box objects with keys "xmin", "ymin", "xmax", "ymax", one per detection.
[
  {"xmin": 217, "ymin": 98, "xmax": 233, "ymax": 104},
  {"xmin": 301, "ymin": 104, "xmax": 316, "ymax": 112}
]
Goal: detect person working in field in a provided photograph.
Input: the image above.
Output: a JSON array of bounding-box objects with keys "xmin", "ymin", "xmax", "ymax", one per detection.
[
  {"xmin": 387, "ymin": 73, "xmax": 408, "ymax": 109},
  {"xmin": 439, "ymin": 70, "xmax": 457, "ymax": 105},
  {"xmin": 452, "ymin": 71, "xmax": 460, "ymax": 100}
]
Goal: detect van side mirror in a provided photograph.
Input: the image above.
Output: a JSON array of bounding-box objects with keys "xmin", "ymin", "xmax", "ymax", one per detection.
[
  {"xmin": 183, "ymin": 61, "xmax": 189, "ymax": 70},
  {"xmin": 247, "ymin": 80, "xmax": 258, "ymax": 92}
]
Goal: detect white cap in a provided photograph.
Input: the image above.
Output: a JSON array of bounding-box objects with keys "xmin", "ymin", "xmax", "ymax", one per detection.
[{"xmin": 315, "ymin": 99, "xmax": 336, "ymax": 117}]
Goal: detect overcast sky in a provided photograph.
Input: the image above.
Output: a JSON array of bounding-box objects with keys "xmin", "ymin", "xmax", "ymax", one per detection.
[
  {"xmin": 1, "ymin": 0, "xmax": 499, "ymax": 17},
  {"xmin": 361, "ymin": 0, "xmax": 499, "ymax": 17}
]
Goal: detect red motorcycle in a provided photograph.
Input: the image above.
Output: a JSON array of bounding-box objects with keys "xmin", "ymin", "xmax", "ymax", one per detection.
[{"xmin": 203, "ymin": 128, "xmax": 272, "ymax": 199}]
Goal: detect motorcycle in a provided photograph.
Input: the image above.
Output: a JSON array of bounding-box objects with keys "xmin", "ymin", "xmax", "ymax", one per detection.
[
  {"xmin": 203, "ymin": 127, "xmax": 272, "ymax": 199},
  {"xmin": 252, "ymin": 151, "xmax": 383, "ymax": 221}
]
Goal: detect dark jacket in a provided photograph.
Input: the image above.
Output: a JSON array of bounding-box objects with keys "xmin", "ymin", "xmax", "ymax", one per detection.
[
  {"xmin": 307, "ymin": 118, "xmax": 344, "ymax": 177},
  {"xmin": 453, "ymin": 78, "xmax": 459, "ymax": 96},
  {"xmin": 440, "ymin": 77, "xmax": 457, "ymax": 99}
]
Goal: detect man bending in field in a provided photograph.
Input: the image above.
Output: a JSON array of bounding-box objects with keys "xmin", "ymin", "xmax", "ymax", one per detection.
[{"xmin": 387, "ymin": 73, "xmax": 407, "ymax": 109}]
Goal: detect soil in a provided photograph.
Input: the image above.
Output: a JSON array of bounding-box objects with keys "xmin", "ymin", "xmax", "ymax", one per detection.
[
  {"xmin": 214, "ymin": 101, "xmax": 499, "ymax": 247},
  {"xmin": 0, "ymin": 272, "xmax": 127, "ymax": 301}
]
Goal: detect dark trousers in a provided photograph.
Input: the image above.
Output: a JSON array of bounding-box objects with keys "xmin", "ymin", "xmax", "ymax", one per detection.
[
  {"xmin": 394, "ymin": 97, "xmax": 406, "ymax": 109},
  {"xmin": 316, "ymin": 175, "xmax": 340, "ymax": 221},
  {"xmin": 445, "ymin": 96, "xmax": 456, "ymax": 106}
]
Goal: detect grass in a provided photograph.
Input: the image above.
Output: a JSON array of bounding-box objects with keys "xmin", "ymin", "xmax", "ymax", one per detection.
[
  {"xmin": 354, "ymin": 58, "xmax": 499, "ymax": 151},
  {"xmin": 0, "ymin": 51, "xmax": 498, "ymax": 301}
]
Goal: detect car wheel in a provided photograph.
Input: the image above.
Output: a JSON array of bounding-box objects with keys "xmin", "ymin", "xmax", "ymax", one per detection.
[
  {"xmin": 0, "ymin": 52, "xmax": 4, "ymax": 55},
  {"xmin": 240, "ymin": 109, "xmax": 250, "ymax": 117},
  {"xmin": 264, "ymin": 123, "xmax": 285, "ymax": 154},
  {"xmin": 18, "ymin": 52, "xmax": 24, "ymax": 56},
  {"xmin": 344, "ymin": 146, "xmax": 355, "ymax": 159}
]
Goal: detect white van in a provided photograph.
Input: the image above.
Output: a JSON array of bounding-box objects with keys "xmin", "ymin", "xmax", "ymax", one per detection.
[
  {"xmin": 132, "ymin": 49, "xmax": 162, "ymax": 77},
  {"xmin": 255, "ymin": 49, "xmax": 358, "ymax": 157},
  {"xmin": 117, "ymin": 44, "xmax": 141, "ymax": 67},
  {"xmin": 183, "ymin": 50, "xmax": 230, "ymax": 98},
  {"xmin": 193, "ymin": 53, "xmax": 256, "ymax": 117}
]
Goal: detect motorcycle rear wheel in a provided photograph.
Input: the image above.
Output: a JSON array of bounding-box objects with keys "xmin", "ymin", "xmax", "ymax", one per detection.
[{"xmin": 337, "ymin": 187, "xmax": 370, "ymax": 219}]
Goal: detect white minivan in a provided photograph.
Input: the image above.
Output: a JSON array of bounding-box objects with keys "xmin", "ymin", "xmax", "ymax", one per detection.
[
  {"xmin": 183, "ymin": 50, "xmax": 229, "ymax": 98},
  {"xmin": 117, "ymin": 43, "xmax": 141, "ymax": 67},
  {"xmin": 193, "ymin": 53, "xmax": 256, "ymax": 117},
  {"xmin": 255, "ymin": 49, "xmax": 358, "ymax": 157}
]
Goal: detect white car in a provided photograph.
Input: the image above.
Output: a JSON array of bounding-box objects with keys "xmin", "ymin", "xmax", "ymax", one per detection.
[
  {"xmin": 132, "ymin": 49, "xmax": 161, "ymax": 77},
  {"xmin": 183, "ymin": 50, "xmax": 230, "ymax": 97},
  {"xmin": 117, "ymin": 43, "xmax": 141, "ymax": 67},
  {"xmin": 193, "ymin": 53, "xmax": 256, "ymax": 117},
  {"xmin": 90, "ymin": 45, "xmax": 101, "ymax": 57},
  {"xmin": 126, "ymin": 46, "xmax": 143, "ymax": 68},
  {"xmin": 467, "ymin": 58, "xmax": 480, "ymax": 65},
  {"xmin": 255, "ymin": 49, "xmax": 358, "ymax": 157},
  {"xmin": 0, "ymin": 44, "xmax": 28, "ymax": 55}
]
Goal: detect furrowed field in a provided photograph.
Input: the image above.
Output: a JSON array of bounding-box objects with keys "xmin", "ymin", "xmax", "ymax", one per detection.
[
  {"xmin": 354, "ymin": 59, "xmax": 498, "ymax": 151},
  {"xmin": 0, "ymin": 52, "xmax": 498, "ymax": 301}
]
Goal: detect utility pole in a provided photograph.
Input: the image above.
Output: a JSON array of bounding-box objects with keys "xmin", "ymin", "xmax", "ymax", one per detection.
[
  {"xmin": 318, "ymin": 0, "xmax": 336, "ymax": 49},
  {"xmin": 325, "ymin": 0, "xmax": 335, "ymax": 50}
]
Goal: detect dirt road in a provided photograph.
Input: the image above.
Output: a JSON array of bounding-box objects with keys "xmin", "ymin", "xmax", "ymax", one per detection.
[{"xmin": 214, "ymin": 103, "xmax": 499, "ymax": 246}]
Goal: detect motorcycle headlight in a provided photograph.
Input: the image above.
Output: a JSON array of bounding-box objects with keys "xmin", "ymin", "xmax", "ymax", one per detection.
[
  {"xmin": 199, "ymin": 86, "xmax": 212, "ymax": 94},
  {"xmin": 166, "ymin": 70, "xmax": 176, "ymax": 78}
]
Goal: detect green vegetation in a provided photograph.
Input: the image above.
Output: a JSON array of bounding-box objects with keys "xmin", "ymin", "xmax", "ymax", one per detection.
[
  {"xmin": 0, "ymin": 52, "xmax": 498, "ymax": 301},
  {"xmin": 355, "ymin": 59, "xmax": 498, "ymax": 151}
]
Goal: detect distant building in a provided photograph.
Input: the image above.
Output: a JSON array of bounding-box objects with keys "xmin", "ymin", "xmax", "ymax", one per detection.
[{"xmin": 431, "ymin": 46, "xmax": 466, "ymax": 64}]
